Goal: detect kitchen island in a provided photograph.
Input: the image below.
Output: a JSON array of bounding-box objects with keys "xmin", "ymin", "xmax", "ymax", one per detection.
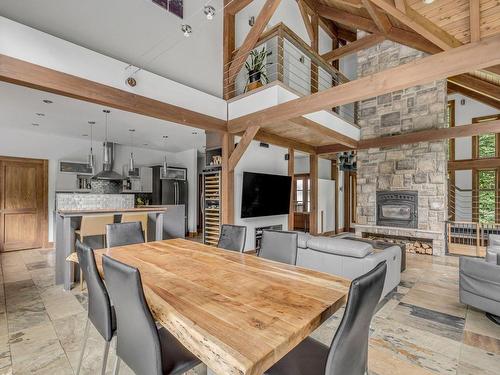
[{"xmin": 55, "ymin": 207, "xmax": 167, "ymax": 291}]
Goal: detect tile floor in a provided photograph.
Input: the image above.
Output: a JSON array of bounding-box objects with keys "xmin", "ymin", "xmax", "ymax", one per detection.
[{"xmin": 0, "ymin": 248, "xmax": 499, "ymax": 374}]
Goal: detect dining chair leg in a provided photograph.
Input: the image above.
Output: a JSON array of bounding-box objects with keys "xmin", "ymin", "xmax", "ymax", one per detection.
[
  {"xmin": 101, "ymin": 340, "xmax": 111, "ymax": 375},
  {"xmin": 80, "ymin": 266, "xmax": 84, "ymax": 291},
  {"xmin": 75, "ymin": 318, "xmax": 90, "ymax": 375},
  {"xmin": 112, "ymin": 354, "xmax": 121, "ymax": 375}
]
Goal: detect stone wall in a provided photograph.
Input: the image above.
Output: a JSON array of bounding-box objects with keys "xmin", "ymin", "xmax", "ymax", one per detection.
[{"xmin": 355, "ymin": 38, "xmax": 448, "ymax": 255}]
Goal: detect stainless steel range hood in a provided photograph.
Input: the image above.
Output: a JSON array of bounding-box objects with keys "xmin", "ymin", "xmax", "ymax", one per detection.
[{"xmin": 92, "ymin": 142, "xmax": 126, "ymax": 180}]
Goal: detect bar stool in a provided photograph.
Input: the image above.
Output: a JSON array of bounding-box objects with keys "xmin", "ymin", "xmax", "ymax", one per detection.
[
  {"xmin": 70, "ymin": 215, "xmax": 115, "ymax": 290},
  {"xmin": 120, "ymin": 213, "xmax": 148, "ymax": 242}
]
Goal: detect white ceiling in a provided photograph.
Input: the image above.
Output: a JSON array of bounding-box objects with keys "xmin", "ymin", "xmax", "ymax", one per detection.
[
  {"xmin": 0, "ymin": 81, "xmax": 205, "ymax": 153},
  {"xmin": 0, "ymin": 0, "xmax": 223, "ymax": 96}
]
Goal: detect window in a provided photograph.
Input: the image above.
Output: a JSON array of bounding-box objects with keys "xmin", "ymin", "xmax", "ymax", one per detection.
[
  {"xmin": 294, "ymin": 174, "xmax": 310, "ymax": 212},
  {"xmin": 478, "ymin": 170, "xmax": 496, "ymax": 223},
  {"xmin": 478, "ymin": 134, "xmax": 496, "ymax": 158}
]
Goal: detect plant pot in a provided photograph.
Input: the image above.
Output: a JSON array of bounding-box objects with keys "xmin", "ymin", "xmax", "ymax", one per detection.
[{"xmin": 246, "ymin": 70, "xmax": 263, "ymax": 92}]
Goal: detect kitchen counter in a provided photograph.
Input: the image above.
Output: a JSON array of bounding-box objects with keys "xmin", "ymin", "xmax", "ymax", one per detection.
[
  {"xmin": 57, "ymin": 207, "xmax": 167, "ymax": 216},
  {"xmin": 55, "ymin": 207, "xmax": 168, "ymax": 291}
]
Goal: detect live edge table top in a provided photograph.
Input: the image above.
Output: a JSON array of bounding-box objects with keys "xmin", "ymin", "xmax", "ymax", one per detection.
[{"xmin": 94, "ymin": 239, "xmax": 350, "ymax": 375}]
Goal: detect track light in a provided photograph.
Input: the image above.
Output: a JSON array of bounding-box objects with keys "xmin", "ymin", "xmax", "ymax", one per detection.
[
  {"xmin": 181, "ymin": 24, "xmax": 192, "ymax": 37},
  {"xmin": 204, "ymin": 5, "xmax": 215, "ymax": 20}
]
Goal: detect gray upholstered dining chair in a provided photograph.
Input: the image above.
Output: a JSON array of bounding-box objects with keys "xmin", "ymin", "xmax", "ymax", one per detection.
[
  {"xmin": 264, "ymin": 261, "xmax": 387, "ymax": 375},
  {"xmin": 106, "ymin": 222, "xmax": 145, "ymax": 248},
  {"xmin": 75, "ymin": 240, "xmax": 116, "ymax": 375},
  {"xmin": 102, "ymin": 255, "xmax": 201, "ymax": 375},
  {"xmin": 218, "ymin": 224, "xmax": 247, "ymax": 252},
  {"xmin": 259, "ymin": 230, "xmax": 298, "ymax": 265}
]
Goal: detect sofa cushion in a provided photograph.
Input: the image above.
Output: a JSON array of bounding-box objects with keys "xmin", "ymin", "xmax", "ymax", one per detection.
[
  {"xmin": 306, "ymin": 237, "xmax": 373, "ymax": 258},
  {"xmin": 489, "ymin": 234, "xmax": 500, "ymax": 247},
  {"xmin": 296, "ymin": 232, "xmax": 312, "ymax": 249}
]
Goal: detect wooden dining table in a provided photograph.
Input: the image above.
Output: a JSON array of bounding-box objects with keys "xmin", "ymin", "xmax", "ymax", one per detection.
[{"xmin": 94, "ymin": 238, "xmax": 350, "ymax": 375}]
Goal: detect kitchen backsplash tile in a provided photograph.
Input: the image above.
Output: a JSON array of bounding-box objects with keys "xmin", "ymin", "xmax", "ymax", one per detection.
[{"xmin": 56, "ymin": 193, "xmax": 134, "ymax": 211}]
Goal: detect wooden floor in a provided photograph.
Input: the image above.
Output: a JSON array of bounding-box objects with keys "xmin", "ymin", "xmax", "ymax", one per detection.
[{"xmin": 0, "ymin": 248, "xmax": 498, "ymax": 374}]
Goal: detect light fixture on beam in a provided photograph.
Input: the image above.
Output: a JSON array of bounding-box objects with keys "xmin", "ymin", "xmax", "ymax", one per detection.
[
  {"xmin": 204, "ymin": 5, "xmax": 215, "ymax": 20},
  {"xmin": 423, "ymin": 0, "xmax": 435, "ymax": 4},
  {"xmin": 181, "ymin": 24, "xmax": 192, "ymax": 37}
]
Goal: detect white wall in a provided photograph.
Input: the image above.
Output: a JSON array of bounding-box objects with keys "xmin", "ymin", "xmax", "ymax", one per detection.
[
  {"xmin": 451, "ymin": 93, "xmax": 498, "ymax": 160},
  {"xmin": 0, "ymin": 127, "xmax": 199, "ymax": 242},
  {"xmin": 234, "ymin": 141, "xmax": 289, "ymax": 250}
]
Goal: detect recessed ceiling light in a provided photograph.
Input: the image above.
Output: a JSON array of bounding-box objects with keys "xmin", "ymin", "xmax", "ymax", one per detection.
[
  {"xmin": 423, "ymin": 0, "xmax": 434, "ymax": 3},
  {"xmin": 163, "ymin": 135, "xmax": 169, "ymax": 139},
  {"xmin": 32, "ymin": 123, "xmax": 40, "ymax": 127},
  {"xmin": 36, "ymin": 113, "xmax": 45, "ymax": 117},
  {"xmin": 192, "ymin": 131, "xmax": 198, "ymax": 135},
  {"xmin": 143, "ymin": 143, "xmax": 149, "ymax": 146},
  {"xmin": 42, "ymin": 99, "xmax": 53, "ymax": 104},
  {"xmin": 82, "ymin": 134, "xmax": 88, "ymax": 137}
]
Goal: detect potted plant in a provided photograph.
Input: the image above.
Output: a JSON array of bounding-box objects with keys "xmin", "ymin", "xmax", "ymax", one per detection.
[{"xmin": 245, "ymin": 47, "xmax": 271, "ymax": 92}]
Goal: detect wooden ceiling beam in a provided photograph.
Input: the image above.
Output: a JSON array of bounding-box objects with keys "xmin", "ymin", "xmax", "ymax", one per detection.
[
  {"xmin": 448, "ymin": 74, "xmax": 500, "ymax": 108},
  {"xmin": 448, "ymin": 82, "xmax": 500, "ymax": 110},
  {"xmin": 0, "ymin": 54, "xmax": 227, "ymax": 133},
  {"xmin": 225, "ymin": 0, "xmax": 254, "ymax": 15},
  {"xmin": 394, "ymin": 0, "xmax": 407, "ymax": 12},
  {"xmin": 287, "ymin": 117, "xmax": 358, "ymax": 147},
  {"xmin": 297, "ymin": 0, "xmax": 315, "ymax": 44},
  {"xmin": 369, "ymin": 0, "xmax": 462, "ymax": 50},
  {"xmin": 317, "ymin": 4, "xmax": 440, "ymax": 54},
  {"xmin": 226, "ymin": 0, "xmax": 281, "ymax": 84},
  {"xmin": 228, "ymin": 125, "xmax": 260, "ymax": 171},
  {"xmin": 361, "ymin": 0, "xmax": 392, "ymax": 34},
  {"xmin": 470, "ymin": 0, "xmax": 481, "ymax": 42},
  {"xmin": 253, "ymin": 130, "xmax": 317, "ymax": 154},
  {"xmin": 317, "ymin": 119, "xmax": 500, "ymax": 153},
  {"xmin": 322, "ymin": 33, "xmax": 385, "ymax": 62},
  {"xmin": 227, "ymin": 34, "xmax": 500, "ymax": 133}
]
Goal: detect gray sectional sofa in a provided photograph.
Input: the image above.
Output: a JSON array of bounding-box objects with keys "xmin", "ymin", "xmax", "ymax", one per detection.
[{"xmin": 296, "ymin": 234, "xmax": 402, "ymax": 298}]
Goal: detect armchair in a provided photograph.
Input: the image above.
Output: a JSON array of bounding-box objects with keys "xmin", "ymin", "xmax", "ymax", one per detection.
[{"xmin": 459, "ymin": 242, "xmax": 500, "ymax": 324}]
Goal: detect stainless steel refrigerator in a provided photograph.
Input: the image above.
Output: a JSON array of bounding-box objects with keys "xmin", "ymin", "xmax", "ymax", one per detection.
[{"xmin": 152, "ymin": 166, "xmax": 188, "ymax": 234}]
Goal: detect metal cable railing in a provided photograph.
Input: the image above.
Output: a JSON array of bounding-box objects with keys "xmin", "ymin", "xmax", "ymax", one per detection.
[{"xmin": 224, "ymin": 23, "xmax": 356, "ymax": 125}]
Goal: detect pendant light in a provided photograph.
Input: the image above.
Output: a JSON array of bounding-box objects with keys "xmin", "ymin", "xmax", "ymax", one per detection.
[
  {"xmin": 103, "ymin": 109, "xmax": 111, "ymax": 165},
  {"xmin": 162, "ymin": 135, "xmax": 169, "ymax": 177},
  {"xmin": 128, "ymin": 129, "xmax": 136, "ymax": 172},
  {"xmin": 87, "ymin": 121, "xmax": 95, "ymax": 170}
]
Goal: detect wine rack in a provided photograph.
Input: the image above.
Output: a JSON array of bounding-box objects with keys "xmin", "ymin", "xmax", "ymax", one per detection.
[{"xmin": 203, "ymin": 170, "xmax": 221, "ymax": 246}]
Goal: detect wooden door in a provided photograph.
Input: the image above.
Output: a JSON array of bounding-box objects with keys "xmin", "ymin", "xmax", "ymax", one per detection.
[{"xmin": 0, "ymin": 157, "xmax": 48, "ymax": 251}]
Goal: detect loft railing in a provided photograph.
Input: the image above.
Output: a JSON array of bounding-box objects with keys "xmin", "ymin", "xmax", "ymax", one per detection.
[
  {"xmin": 447, "ymin": 183, "xmax": 500, "ymax": 257},
  {"xmin": 224, "ymin": 23, "xmax": 357, "ymax": 125}
]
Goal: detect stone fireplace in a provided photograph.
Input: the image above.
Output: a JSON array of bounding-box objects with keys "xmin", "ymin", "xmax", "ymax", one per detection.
[{"xmin": 354, "ymin": 35, "xmax": 447, "ymax": 256}]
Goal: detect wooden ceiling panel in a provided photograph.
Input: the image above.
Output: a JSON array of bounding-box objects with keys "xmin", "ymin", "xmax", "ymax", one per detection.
[
  {"xmin": 405, "ymin": 0, "xmax": 500, "ymax": 43},
  {"xmin": 262, "ymin": 122, "xmax": 341, "ymax": 147}
]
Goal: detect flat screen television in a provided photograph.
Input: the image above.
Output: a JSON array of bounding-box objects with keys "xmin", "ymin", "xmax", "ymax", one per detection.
[{"xmin": 241, "ymin": 172, "xmax": 292, "ymax": 218}]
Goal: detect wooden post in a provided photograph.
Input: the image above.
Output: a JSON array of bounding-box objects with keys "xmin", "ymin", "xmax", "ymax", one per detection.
[
  {"xmin": 310, "ymin": 153, "xmax": 318, "ymax": 234},
  {"xmin": 277, "ymin": 27, "xmax": 284, "ymax": 83},
  {"xmin": 344, "ymin": 170, "xmax": 351, "ymax": 232},
  {"xmin": 288, "ymin": 148, "xmax": 295, "ymax": 230},
  {"xmin": 476, "ymin": 222, "xmax": 480, "ymax": 256},
  {"xmin": 221, "ymin": 133, "xmax": 235, "ymax": 224},
  {"xmin": 223, "ymin": 4, "xmax": 235, "ymax": 100},
  {"xmin": 310, "ymin": 14, "xmax": 319, "ymax": 94},
  {"xmin": 331, "ymin": 160, "xmax": 338, "ymax": 233}
]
